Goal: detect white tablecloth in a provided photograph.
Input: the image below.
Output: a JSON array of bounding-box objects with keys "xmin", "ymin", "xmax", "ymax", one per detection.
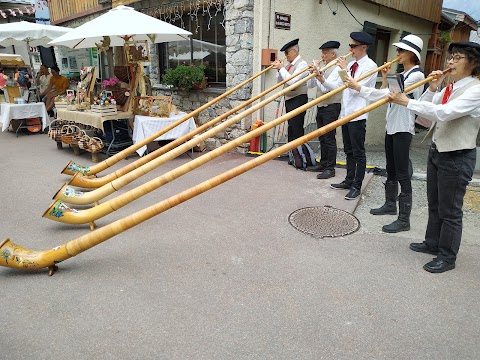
[
  {"xmin": 0, "ymin": 102, "xmax": 49, "ymax": 132},
  {"xmin": 133, "ymin": 112, "xmax": 196, "ymax": 156}
]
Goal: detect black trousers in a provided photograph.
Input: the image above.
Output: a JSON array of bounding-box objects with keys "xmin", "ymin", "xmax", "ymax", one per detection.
[
  {"xmin": 316, "ymin": 103, "xmax": 341, "ymax": 171},
  {"xmin": 424, "ymin": 144, "xmax": 476, "ymax": 263},
  {"xmin": 285, "ymin": 94, "xmax": 308, "ymax": 142},
  {"xmin": 341, "ymin": 119, "xmax": 366, "ymax": 190},
  {"xmin": 384, "ymin": 132, "xmax": 413, "ymax": 194}
]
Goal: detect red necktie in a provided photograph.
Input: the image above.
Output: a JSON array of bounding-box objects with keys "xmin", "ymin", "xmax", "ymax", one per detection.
[
  {"xmin": 350, "ymin": 62, "xmax": 359, "ymax": 78},
  {"xmin": 286, "ymin": 64, "xmax": 292, "ymax": 72},
  {"xmin": 441, "ymin": 82, "xmax": 453, "ymax": 104}
]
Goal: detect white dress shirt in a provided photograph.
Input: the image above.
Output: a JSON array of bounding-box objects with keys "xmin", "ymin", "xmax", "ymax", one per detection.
[
  {"xmin": 307, "ymin": 65, "xmax": 343, "ymax": 106},
  {"xmin": 407, "ymin": 76, "xmax": 480, "ymax": 122},
  {"xmin": 320, "ymin": 55, "xmax": 378, "ymax": 121},
  {"xmin": 359, "ymin": 66, "xmax": 425, "ymax": 134},
  {"xmin": 276, "ymin": 55, "xmax": 309, "ymax": 85}
]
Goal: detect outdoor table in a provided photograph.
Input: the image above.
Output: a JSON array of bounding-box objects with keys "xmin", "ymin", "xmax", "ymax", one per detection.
[
  {"xmin": 55, "ymin": 109, "xmax": 133, "ymax": 161},
  {"xmin": 132, "ymin": 112, "xmax": 197, "ymax": 156},
  {"xmin": 56, "ymin": 109, "xmax": 133, "ymax": 133},
  {"xmin": 0, "ymin": 102, "xmax": 49, "ymax": 135}
]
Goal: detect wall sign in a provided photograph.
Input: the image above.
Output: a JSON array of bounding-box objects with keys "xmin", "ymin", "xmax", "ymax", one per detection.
[{"xmin": 275, "ymin": 12, "xmax": 291, "ymax": 30}]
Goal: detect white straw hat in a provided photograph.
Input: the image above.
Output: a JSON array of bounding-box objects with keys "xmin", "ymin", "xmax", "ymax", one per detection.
[{"xmin": 392, "ymin": 34, "xmax": 423, "ymax": 60}]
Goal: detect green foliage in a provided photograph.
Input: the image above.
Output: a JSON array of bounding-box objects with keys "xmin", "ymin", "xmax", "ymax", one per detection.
[{"xmin": 162, "ymin": 64, "xmax": 206, "ymax": 91}]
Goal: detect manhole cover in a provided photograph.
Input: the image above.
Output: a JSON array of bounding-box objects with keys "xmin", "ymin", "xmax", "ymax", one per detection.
[{"xmin": 288, "ymin": 206, "xmax": 360, "ymax": 238}]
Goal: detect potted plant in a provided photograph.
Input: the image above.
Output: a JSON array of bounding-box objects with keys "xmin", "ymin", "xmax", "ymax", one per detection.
[
  {"xmin": 101, "ymin": 76, "xmax": 129, "ymax": 105},
  {"xmin": 162, "ymin": 64, "xmax": 207, "ymax": 91}
]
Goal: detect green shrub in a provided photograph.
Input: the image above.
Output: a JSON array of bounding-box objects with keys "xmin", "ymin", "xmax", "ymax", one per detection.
[{"xmin": 162, "ymin": 64, "xmax": 206, "ymax": 91}]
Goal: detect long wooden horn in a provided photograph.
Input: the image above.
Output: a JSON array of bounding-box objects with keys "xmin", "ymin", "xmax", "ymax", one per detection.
[
  {"xmin": 61, "ymin": 63, "xmax": 277, "ymax": 177},
  {"xmin": 62, "ymin": 56, "xmax": 309, "ymax": 177},
  {"xmin": 62, "ymin": 54, "xmax": 352, "ymax": 193},
  {"xmin": 44, "ymin": 59, "xmax": 400, "ymax": 225},
  {"xmin": 0, "ymin": 70, "xmax": 444, "ymax": 275}
]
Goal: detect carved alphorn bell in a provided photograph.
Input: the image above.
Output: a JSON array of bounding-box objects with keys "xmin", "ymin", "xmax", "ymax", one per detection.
[
  {"xmin": 0, "ymin": 70, "xmax": 447, "ymax": 276},
  {"xmin": 45, "ymin": 58, "xmax": 400, "ymax": 228}
]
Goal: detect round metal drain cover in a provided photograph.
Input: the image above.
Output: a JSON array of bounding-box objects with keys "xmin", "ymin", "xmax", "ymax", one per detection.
[{"xmin": 288, "ymin": 206, "xmax": 360, "ymax": 238}]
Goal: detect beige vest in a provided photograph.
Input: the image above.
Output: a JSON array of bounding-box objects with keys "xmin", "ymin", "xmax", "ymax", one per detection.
[
  {"xmin": 425, "ymin": 78, "xmax": 480, "ymax": 152},
  {"xmin": 316, "ymin": 66, "xmax": 342, "ymax": 106},
  {"xmin": 284, "ymin": 57, "xmax": 308, "ymax": 100}
]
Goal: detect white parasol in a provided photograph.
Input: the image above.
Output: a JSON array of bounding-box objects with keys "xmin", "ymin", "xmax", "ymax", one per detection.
[
  {"xmin": 0, "ymin": 21, "xmax": 72, "ymax": 48},
  {"xmin": 49, "ymin": 5, "xmax": 192, "ymax": 49}
]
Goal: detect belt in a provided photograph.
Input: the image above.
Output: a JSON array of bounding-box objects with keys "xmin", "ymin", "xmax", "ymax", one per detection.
[{"xmin": 317, "ymin": 103, "xmax": 340, "ymax": 108}]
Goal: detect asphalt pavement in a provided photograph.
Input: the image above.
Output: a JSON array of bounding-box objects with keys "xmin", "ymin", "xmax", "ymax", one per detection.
[{"xmin": 1, "ymin": 128, "xmax": 479, "ymax": 360}]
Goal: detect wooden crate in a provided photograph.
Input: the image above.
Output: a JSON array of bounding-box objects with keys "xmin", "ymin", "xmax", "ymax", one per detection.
[
  {"xmin": 91, "ymin": 105, "xmax": 117, "ymax": 115},
  {"xmin": 133, "ymin": 96, "xmax": 171, "ymax": 117},
  {"xmin": 54, "ymin": 102, "xmax": 68, "ymax": 109}
]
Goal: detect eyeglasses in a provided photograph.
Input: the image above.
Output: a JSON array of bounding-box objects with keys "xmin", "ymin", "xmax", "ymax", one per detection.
[
  {"xmin": 348, "ymin": 44, "xmax": 362, "ymax": 48},
  {"xmin": 396, "ymin": 48, "xmax": 406, "ymax": 53},
  {"xmin": 448, "ymin": 55, "xmax": 467, "ymax": 63}
]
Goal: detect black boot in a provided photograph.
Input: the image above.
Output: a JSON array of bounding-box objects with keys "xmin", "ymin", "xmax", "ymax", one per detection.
[
  {"xmin": 370, "ymin": 181, "xmax": 398, "ymax": 215},
  {"xmin": 382, "ymin": 193, "xmax": 412, "ymax": 233}
]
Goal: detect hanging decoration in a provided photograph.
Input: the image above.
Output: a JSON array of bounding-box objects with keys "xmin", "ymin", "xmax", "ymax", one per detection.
[
  {"xmin": 142, "ymin": 0, "xmax": 225, "ymax": 33},
  {"xmin": 0, "ymin": 5, "xmax": 35, "ymax": 19}
]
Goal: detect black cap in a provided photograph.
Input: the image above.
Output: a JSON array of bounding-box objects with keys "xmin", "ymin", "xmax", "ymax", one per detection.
[
  {"xmin": 280, "ymin": 38, "xmax": 299, "ymax": 52},
  {"xmin": 350, "ymin": 31, "xmax": 373, "ymax": 45},
  {"xmin": 448, "ymin": 41, "xmax": 480, "ymax": 52},
  {"xmin": 319, "ymin": 41, "xmax": 340, "ymax": 50}
]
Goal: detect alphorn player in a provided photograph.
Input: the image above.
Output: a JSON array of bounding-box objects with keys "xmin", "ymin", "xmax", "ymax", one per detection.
[
  {"xmin": 344, "ymin": 34, "xmax": 425, "ymax": 233},
  {"xmin": 307, "ymin": 40, "xmax": 343, "ymax": 179},
  {"xmin": 388, "ymin": 41, "xmax": 480, "ymax": 273},
  {"xmin": 315, "ymin": 32, "xmax": 378, "ymax": 200},
  {"xmin": 272, "ymin": 38, "xmax": 309, "ymax": 141}
]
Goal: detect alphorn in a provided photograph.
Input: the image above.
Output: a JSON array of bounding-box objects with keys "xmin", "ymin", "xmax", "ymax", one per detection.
[
  {"xmin": 64, "ymin": 53, "xmax": 351, "ymax": 188},
  {"xmin": 56, "ymin": 56, "xmax": 353, "ymax": 202},
  {"xmin": 61, "ymin": 63, "xmax": 276, "ymax": 177},
  {"xmin": 66, "ymin": 56, "xmax": 349, "ymax": 189},
  {"xmin": 44, "ymin": 59, "xmax": 400, "ymax": 225},
  {"xmin": 0, "ymin": 71, "xmax": 446, "ymax": 275},
  {"xmin": 62, "ymin": 65, "xmax": 273, "ymax": 175}
]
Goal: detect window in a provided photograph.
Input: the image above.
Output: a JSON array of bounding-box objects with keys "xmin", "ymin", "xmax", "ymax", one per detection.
[
  {"xmin": 363, "ymin": 21, "xmax": 391, "ymax": 70},
  {"xmin": 158, "ymin": 7, "xmax": 226, "ymax": 87}
]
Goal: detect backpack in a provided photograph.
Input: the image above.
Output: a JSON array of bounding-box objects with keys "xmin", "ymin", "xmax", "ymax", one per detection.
[
  {"xmin": 403, "ymin": 67, "xmax": 432, "ymax": 128},
  {"xmin": 288, "ymin": 143, "xmax": 316, "ymax": 170}
]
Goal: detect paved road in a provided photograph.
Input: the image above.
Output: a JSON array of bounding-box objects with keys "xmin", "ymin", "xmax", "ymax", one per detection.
[{"xmin": 1, "ymin": 130, "xmax": 479, "ymax": 360}]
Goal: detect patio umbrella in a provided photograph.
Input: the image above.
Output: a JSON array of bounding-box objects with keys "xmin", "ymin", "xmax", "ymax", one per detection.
[
  {"xmin": 0, "ymin": 21, "xmax": 71, "ymax": 48},
  {"xmin": 0, "ymin": 21, "xmax": 72, "ymax": 97},
  {"xmin": 49, "ymin": 5, "xmax": 192, "ymax": 49}
]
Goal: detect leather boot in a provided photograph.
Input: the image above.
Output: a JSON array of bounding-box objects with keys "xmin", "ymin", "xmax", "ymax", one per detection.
[
  {"xmin": 382, "ymin": 193, "xmax": 412, "ymax": 233},
  {"xmin": 370, "ymin": 181, "xmax": 398, "ymax": 215}
]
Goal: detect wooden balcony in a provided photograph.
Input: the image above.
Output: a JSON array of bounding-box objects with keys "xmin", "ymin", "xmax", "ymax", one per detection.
[
  {"xmin": 365, "ymin": 0, "xmax": 442, "ymax": 23},
  {"xmin": 49, "ymin": 0, "xmax": 112, "ymax": 25}
]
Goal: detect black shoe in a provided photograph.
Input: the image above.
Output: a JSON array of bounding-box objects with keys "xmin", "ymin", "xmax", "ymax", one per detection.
[
  {"xmin": 423, "ymin": 258, "xmax": 455, "ymax": 273},
  {"xmin": 330, "ymin": 180, "xmax": 352, "ymax": 190},
  {"xmin": 316, "ymin": 169, "xmax": 335, "ymax": 179},
  {"xmin": 382, "ymin": 219, "xmax": 410, "ymax": 233},
  {"xmin": 409, "ymin": 242, "xmax": 437, "ymax": 255},
  {"xmin": 345, "ymin": 187, "xmax": 361, "ymax": 200},
  {"xmin": 306, "ymin": 164, "xmax": 325, "ymax": 172}
]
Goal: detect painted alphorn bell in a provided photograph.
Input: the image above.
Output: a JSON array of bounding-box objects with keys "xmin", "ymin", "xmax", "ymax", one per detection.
[
  {"xmin": 0, "ymin": 71, "xmax": 446, "ymax": 276},
  {"xmin": 65, "ymin": 56, "xmax": 348, "ymax": 189},
  {"xmin": 56, "ymin": 56, "xmax": 353, "ymax": 204},
  {"xmin": 62, "ymin": 60, "xmax": 289, "ymax": 177},
  {"xmin": 44, "ymin": 58, "xmax": 400, "ymax": 227}
]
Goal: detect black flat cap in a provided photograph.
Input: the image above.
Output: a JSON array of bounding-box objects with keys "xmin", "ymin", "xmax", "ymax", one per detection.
[
  {"xmin": 280, "ymin": 38, "xmax": 299, "ymax": 52},
  {"xmin": 350, "ymin": 31, "xmax": 373, "ymax": 45},
  {"xmin": 448, "ymin": 41, "xmax": 480, "ymax": 52},
  {"xmin": 319, "ymin": 40, "xmax": 340, "ymax": 49}
]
